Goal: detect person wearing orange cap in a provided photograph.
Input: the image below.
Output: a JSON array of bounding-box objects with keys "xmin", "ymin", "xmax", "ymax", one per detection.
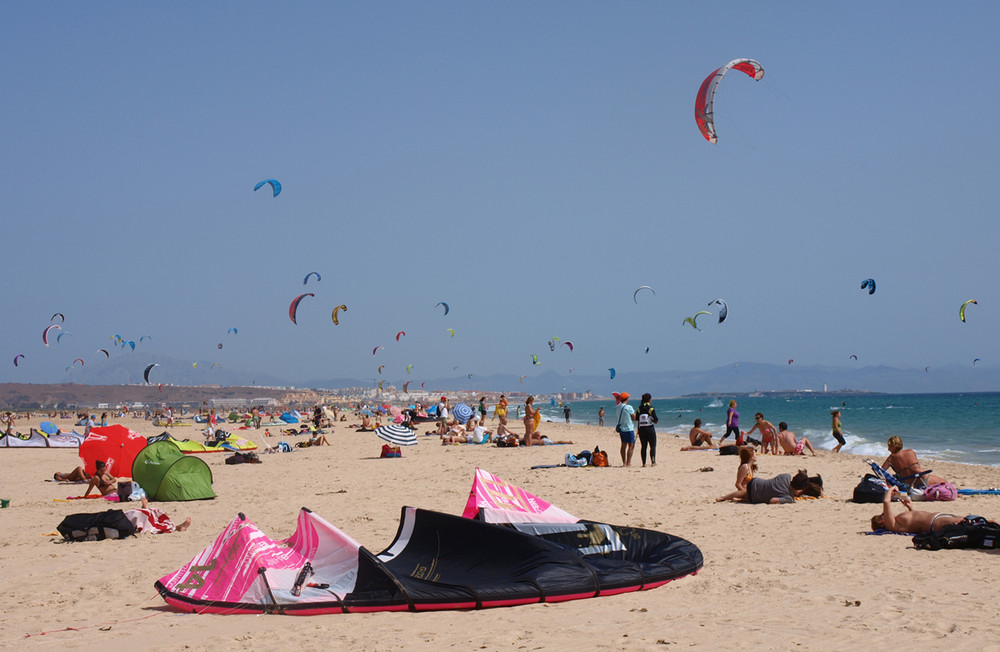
[{"xmin": 615, "ymin": 392, "xmax": 636, "ymax": 466}]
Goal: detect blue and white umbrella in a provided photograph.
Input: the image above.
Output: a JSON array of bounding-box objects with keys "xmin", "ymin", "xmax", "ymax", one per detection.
[
  {"xmin": 452, "ymin": 403, "xmax": 473, "ymax": 424},
  {"xmin": 376, "ymin": 424, "xmax": 417, "ymax": 447}
]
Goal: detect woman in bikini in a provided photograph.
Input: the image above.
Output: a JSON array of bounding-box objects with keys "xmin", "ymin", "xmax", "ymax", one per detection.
[
  {"xmin": 522, "ymin": 396, "xmax": 538, "ymax": 446},
  {"xmin": 82, "ymin": 460, "xmax": 116, "ymax": 497},
  {"xmin": 881, "ymin": 435, "xmax": 946, "ymax": 487},
  {"xmin": 735, "ymin": 446, "xmax": 757, "ymax": 491}
]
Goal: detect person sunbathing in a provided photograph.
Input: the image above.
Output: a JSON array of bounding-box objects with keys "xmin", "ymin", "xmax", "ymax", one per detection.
[
  {"xmin": 82, "ymin": 460, "xmax": 116, "ymax": 497},
  {"xmin": 124, "ymin": 497, "xmax": 191, "ymax": 533},
  {"xmin": 687, "ymin": 418, "xmax": 716, "ymax": 447},
  {"xmin": 777, "ymin": 422, "xmax": 817, "ymax": 456},
  {"xmin": 871, "ymin": 486, "xmax": 968, "ymax": 533},
  {"xmin": 716, "ymin": 469, "xmax": 820, "ymax": 504},
  {"xmin": 442, "ymin": 423, "xmax": 471, "ymax": 444},
  {"xmin": 881, "ymin": 436, "xmax": 945, "ymax": 487},
  {"xmin": 54, "ymin": 467, "xmax": 91, "ymax": 483},
  {"xmin": 309, "ymin": 432, "xmax": 330, "ymax": 446},
  {"xmin": 523, "ymin": 431, "xmax": 574, "ymax": 446}
]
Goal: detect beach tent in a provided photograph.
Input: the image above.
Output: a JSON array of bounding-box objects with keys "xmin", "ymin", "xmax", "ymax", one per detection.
[
  {"xmin": 156, "ymin": 505, "xmax": 703, "ymax": 615},
  {"xmin": 279, "ymin": 412, "xmax": 298, "ymax": 424},
  {"xmin": 462, "ymin": 468, "xmax": 579, "ymax": 524},
  {"xmin": 79, "ymin": 425, "xmax": 147, "ymax": 476},
  {"xmin": 131, "ymin": 440, "xmax": 215, "ymax": 502}
]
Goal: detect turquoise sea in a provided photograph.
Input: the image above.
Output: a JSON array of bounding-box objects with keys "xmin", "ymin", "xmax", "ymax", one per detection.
[{"xmin": 533, "ymin": 393, "xmax": 1000, "ymax": 467}]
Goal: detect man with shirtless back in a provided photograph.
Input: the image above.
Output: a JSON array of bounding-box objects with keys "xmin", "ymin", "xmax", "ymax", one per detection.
[
  {"xmin": 871, "ymin": 487, "xmax": 968, "ymax": 533},
  {"xmin": 777, "ymin": 422, "xmax": 816, "ymax": 456},
  {"xmin": 881, "ymin": 435, "xmax": 946, "ymax": 487}
]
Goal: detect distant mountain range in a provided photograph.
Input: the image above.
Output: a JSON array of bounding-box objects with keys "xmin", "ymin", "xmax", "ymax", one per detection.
[{"xmin": 54, "ymin": 355, "xmax": 999, "ymax": 397}]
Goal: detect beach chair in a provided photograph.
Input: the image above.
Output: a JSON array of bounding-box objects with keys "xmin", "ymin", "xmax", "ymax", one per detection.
[{"xmin": 866, "ymin": 460, "xmax": 924, "ymax": 499}]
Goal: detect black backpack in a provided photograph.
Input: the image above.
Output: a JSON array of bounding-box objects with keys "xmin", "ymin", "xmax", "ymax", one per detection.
[
  {"xmin": 58, "ymin": 509, "xmax": 136, "ymax": 541},
  {"xmin": 852, "ymin": 474, "xmax": 887, "ymax": 503},
  {"xmin": 912, "ymin": 517, "xmax": 1000, "ymax": 550}
]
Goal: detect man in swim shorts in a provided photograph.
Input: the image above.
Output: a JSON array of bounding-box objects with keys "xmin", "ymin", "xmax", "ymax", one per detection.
[
  {"xmin": 615, "ymin": 392, "xmax": 636, "ymax": 467},
  {"xmin": 871, "ymin": 486, "xmax": 971, "ymax": 533},
  {"xmin": 777, "ymin": 422, "xmax": 816, "ymax": 456}
]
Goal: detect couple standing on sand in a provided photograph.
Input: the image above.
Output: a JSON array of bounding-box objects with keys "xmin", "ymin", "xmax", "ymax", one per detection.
[{"xmin": 613, "ymin": 392, "xmax": 658, "ymax": 467}]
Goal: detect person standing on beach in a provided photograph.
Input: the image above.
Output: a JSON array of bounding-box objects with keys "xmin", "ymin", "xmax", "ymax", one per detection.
[
  {"xmin": 478, "ymin": 397, "xmax": 487, "ymax": 422},
  {"xmin": 563, "ymin": 404, "xmax": 571, "ymax": 423},
  {"xmin": 615, "ymin": 392, "xmax": 636, "ymax": 467},
  {"xmin": 636, "ymin": 393, "xmax": 658, "ymax": 467},
  {"xmin": 720, "ymin": 400, "xmax": 740, "ymax": 443},
  {"xmin": 598, "ymin": 406, "xmax": 605, "ymax": 426},
  {"xmin": 522, "ymin": 396, "xmax": 539, "ymax": 445},
  {"xmin": 493, "ymin": 395, "xmax": 507, "ymax": 422},
  {"xmin": 746, "ymin": 413, "xmax": 778, "ymax": 454},
  {"xmin": 830, "ymin": 410, "xmax": 845, "ymax": 453}
]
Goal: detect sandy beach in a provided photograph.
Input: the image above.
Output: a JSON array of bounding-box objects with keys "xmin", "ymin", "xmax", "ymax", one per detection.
[{"xmin": 3, "ymin": 412, "xmax": 1000, "ymax": 651}]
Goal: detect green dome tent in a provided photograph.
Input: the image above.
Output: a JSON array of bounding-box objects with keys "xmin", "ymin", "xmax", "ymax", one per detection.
[{"xmin": 131, "ymin": 440, "xmax": 215, "ymax": 501}]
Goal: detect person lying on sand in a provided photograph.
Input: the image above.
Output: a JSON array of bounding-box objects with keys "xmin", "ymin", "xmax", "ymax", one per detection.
[
  {"xmin": 777, "ymin": 422, "xmax": 817, "ymax": 456},
  {"xmin": 882, "ymin": 436, "xmax": 946, "ymax": 487},
  {"xmin": 523, "ymin": 431, "xmax": 573, "ymax": 446},
  {"xmin": 82, "ymin": 460, "xmax": 116, "ymax": 498},
  {"xmin": 124, "ymin": 496, "xmax": 191, "ymax": 534},
  {"xmin": 872, "ymin": 486, "xmax": 970, "ymax": 533},
  {"xmin": 716, "ymin": 469, "xmax": 821, "ymax": 504},
  {"xmin": 54, "ymin": 467, "xmax": 92, "ymax": 483}
]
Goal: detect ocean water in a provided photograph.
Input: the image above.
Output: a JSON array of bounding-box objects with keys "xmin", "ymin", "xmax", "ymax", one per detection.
[{"xmin": 532, "ymin": 393, "xmax": 1000, "ymax": 467}]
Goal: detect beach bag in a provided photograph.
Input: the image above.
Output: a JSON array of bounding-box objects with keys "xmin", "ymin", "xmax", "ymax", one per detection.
[
  {"xmin": 58, "ymin": 509, "xmax": 136, "ymax": 542},
  {"xmin": 719, "ymin": 445, "xmax": 739, "ymax": 456},
  {"xmin": 380, "ymin": 444, "xmax": 402, "ymax": 458},
  {"xmin": 912, "ymin": 517, "xmax": 1000, "ymax": 550},
  {"xmin": 276, "ymin": 441, "xmax": 293, "ymax": 453},
  {"xmin": 852, "ymin": 474, "xmax": 888, "ymax": 503},
  {"xmin": 564, "ymin": 452, "xmax": 588, "ymax": 467},
  {"xmin": 591, "ymin": 447, "xmax": 609, "ymax": 467},
  {"xmin": 922, "ymin": 482, "xmax": 957, "ymax": 502}
]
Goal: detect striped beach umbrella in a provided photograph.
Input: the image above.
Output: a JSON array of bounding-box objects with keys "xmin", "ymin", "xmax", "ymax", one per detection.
[
  {"xmin": 452, "ymin": 403, "xmax": 473, "ymax": 424},
  {"xmin": 376, "ymin": 424, "xmax": 417, "ymax": 447}
]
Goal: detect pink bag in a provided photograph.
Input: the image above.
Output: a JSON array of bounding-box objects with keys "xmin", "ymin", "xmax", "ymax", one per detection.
[{"xmin": 923, "ymin": 482, "xmax": 957, "ymax": 501}]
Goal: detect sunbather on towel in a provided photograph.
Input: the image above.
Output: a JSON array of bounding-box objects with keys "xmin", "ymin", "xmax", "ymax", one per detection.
[
  {"xmin": 82, "ymin": 460, "xmax": 116, "ymax": 498},
  {"xmin": 882, "ymin": 436, "xmax": 946, "ymax": 487},
  {"xmin": 871, "ymin": 486, "xmax": 968, "ymax": 533},
  {"xmin": 124, "ymin": 497, "xmax": 191, "ymax": 534},
  {"xmin": 54, "ymin": 467, "xmax": 91, "ymax": 483}
]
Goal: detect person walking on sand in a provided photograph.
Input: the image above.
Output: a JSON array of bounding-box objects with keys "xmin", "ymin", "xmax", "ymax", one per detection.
[
  {"xmin": 830, "ymin": 410, "xmax": 845, "ymax": 453},
  {"xmin": 720, "ymin": 400, "xmax": 740, "ymax": 443},
  {"xmin": 598, "ymin": 406, "xmax": 605, "ymax": 426},
  {"xmin": 615, "ymin": 392, "xmax": 636, "ymax": 467},
  {"xmin": 777, "ymin": 422, "xmax": 817, "ymax": 456},
  {"xmin": 636, "ymin": 393, "xmax": 658, "ymax": 467}
]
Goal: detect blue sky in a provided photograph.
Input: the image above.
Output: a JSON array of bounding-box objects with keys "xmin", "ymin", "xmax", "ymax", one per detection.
[{"xmin": 3, "ymin": 2, "xmax": 998, "ymax": 387}]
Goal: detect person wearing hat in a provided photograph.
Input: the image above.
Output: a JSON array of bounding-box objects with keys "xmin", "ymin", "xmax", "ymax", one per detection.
[{"xmin": 615, "ymin": 392, "xmax": 636, "ymax": 466}]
